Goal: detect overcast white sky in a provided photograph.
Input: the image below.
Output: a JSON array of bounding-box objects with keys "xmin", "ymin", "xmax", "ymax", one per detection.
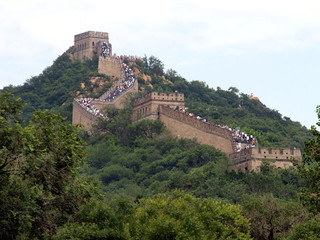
[{"xmin": 0, "ymin": 0, "xmax": 319, "ymax": 128}]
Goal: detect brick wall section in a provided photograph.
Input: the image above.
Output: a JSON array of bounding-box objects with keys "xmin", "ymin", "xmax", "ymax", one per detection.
[
  {"xmin": 133, "ymin": 92, "xmax": 185, "ymax": 121},
  {"xmin": 72, "ymin": 80, "xmax": 138, "ymax": 130},
  {"xmin": 72, "ymin": 100, "xmax": 100, "ymax": 131},
  {"xmin": 93, "ymin": 79, "xmax": 138, "ymax": 110},
  {"xmin": 158, "ymin": 105, "xmax": 235, "ymax": 155},
  {"xmin": 229, "ymin": 147, "xmax": 301, "ymax": 171},
  {"xmin": 98, "ymin": 57, "xmax": 122, "ymax": 79}
]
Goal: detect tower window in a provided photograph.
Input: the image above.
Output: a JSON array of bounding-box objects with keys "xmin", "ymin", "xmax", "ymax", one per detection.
[{"xmin": 92, "ymin": 42, "xmax": 95, "ymax": 46}]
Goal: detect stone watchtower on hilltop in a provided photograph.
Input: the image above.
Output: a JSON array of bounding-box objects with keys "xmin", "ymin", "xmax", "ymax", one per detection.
[
  {"xmin": 73, "ymin": 31, "xmax": 122, "ymax": 79},
  {"xmin": 73, "ymin": 31, "xmax": 112, "ymax": 60},
  {"xmin": 72, "ymin": 31, "xmax": 138, "ymax": 130}
]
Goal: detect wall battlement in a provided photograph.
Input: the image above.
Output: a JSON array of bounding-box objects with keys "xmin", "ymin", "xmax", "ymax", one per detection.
[
  {"xmin": 134, "ymin": 92, "xmax": 184, "ymax": 106},
  {"xmin": 132, "ymin": 92, "xmax": 301, "ymax": 171},
  {"xmin": 74, "ymin": 31, "xmax": 109, "ymax": 41},
  {"xmin": 159, "ymin": 106, "xmax": 234, "ymax": 141},
  {"xmin": 133, "ymin": 92, "xmax": 185, "ymax": 121},
  {"xmin": 229, "ymin": 147, "xmax": 301, "ymax": 172},
  {"xmin": 158, "ymin": 105, "xmax": 235, "ymax": 155}
]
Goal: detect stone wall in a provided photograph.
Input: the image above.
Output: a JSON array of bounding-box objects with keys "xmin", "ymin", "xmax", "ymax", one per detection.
[
  {"xmin": 93, "ymin": 79, "xmax": 139, "ymax": 110},
  {"xmin": 158, "ymin": 105, "xmax": 235, "ymax": 155},
  {"xmin": 133, "ymin": 92, "xmax": 185, "ymax": 121},
  {"xmin": 72, "ymin": 79, "xmax": 138, "ymax": 129},
  {"xmin": 72, "ymin": 100, "xmax": 99, "ymax": 132},
  {"xmin": 229, "ymin": 147, "xmax": 301, "ymax": 171},
  {"xmin": 252, "ymin": 147, "xmax": 301, "ymax": 161},
  {"xmin": 98, "ymin": 57, "xmax": 122, "ymax": 79}
]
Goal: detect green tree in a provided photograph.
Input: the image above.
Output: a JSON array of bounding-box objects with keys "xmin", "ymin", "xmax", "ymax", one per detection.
[
  {"xmin": 52, "ymin": 199, "xmax": 132, "ymax": 240},
  {"xmin": 130, "ymin": 190, "xmax": 251, "ymax": 240},
  {"xmin": 288, "ymin": 215, "xmax": 320, "ymax": 240},
  {"xmin": 0, "ymin": 93, "xmax": 94, "ymax": 239},
  {"xmin": 241, "ymin": 194, "xmax": 308, "ymax": 240},
  {"xmin": 142, "ymin": 55, "xmax": 164, "ymax": 75},
  {"xmin": 298, "ymin": 105, "xmax": 320, "ymax": 213}
]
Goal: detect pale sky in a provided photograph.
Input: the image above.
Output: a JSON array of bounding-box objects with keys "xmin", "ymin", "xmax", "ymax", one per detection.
[{"xmin": 0, "ymin": 0, "xmax": 319, "ymax": 128}]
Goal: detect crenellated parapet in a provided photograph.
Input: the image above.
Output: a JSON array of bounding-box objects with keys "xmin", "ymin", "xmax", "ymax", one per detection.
[
  {"xmin": 252, "ymin": 147, "xmax": 301, "ymax": 160},
  {"xmin": 134, "ymin": 92, "xmax": 184, "ymax": 105},
  {"xmin": 229, "ymin": 147, "xmax": 301, "ymax": 172},
  {"xmin": 159, "ymin": 106, "xmax": 234, "ymax": 141},
  {"xmin": 133, "ymin": 92, "xmax": 185, "ymax": 121},
  {"xmin": 74, "ymin": 31, "xmax": 109, "ymax": 41}
]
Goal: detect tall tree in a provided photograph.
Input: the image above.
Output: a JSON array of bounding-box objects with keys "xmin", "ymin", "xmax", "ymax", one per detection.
[
  {"xmin": 241, "ymin": 194, "xmax": 308, "ymax": 240},
  {"xmin": 298, "ymin": 105, "xmax": 320, "ymax": 213},
  {"xmin": 0, "ymin": 93, "xmax": 94, "ymax": 239},
  {"xmin": 130, "ymin": 190, "xmax": 251, "ymax": 240}
]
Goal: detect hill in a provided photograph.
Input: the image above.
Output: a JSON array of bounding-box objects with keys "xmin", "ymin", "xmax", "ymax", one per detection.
[
  {"xmin": 1, "ymin": 54, "xmax": 312, "ymax": 149},
  {"xmin": 2, "ymin": 52, "xmax": 111, "ymax": 121},
  {"xmin": 1, "ymin": 46, "xmax": 318, "ymax": 240}
]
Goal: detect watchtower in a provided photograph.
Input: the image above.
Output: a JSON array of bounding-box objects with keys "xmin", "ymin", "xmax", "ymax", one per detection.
[
  {"xmin": 133, "ymin": 92, "xmax": 185, "ymax": 120},
  {"xmin": 73, "ymin": 31, "xmax": 112, "ymax": 61}
]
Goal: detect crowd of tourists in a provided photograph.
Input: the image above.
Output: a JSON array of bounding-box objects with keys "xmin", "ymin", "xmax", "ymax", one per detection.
[
  {"xmin": 103, "ymin": 62, "xmax": 136, "ymax": 102},
  {"xmin": 174, "ymin": 106, "xmax": 256, "ymax": 151},
  {"xmin": 76, "ymin": 98, "xmax": 104, "ymax": 118},
  {"xmin": 175, "ymin": 107, "xmax": 209, "ymax": 123},
  {"xmin": 232, "ymin": 129, "xmax": 256, "ymax": 151},
  {"xmin": 101, "ymin": 41, "xmax": 111, "ymax": 58},
  {"xmin": 75, "ymin": 59, "xmax": 136, "ymax": 119}
]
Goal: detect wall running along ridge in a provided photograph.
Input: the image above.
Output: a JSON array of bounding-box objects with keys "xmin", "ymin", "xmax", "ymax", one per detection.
[
  {"xmin": 71, "ymin": 30, "xmax": 302, "ymax": 172},
  {"xmin": 158, "ymin": 105, "xmax": 235, "ymax": 155}
]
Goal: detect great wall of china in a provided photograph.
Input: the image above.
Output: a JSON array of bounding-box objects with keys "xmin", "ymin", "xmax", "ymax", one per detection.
[{"xmin": 71, "ymin": 31, "xmax": 301, "ymax": 172}]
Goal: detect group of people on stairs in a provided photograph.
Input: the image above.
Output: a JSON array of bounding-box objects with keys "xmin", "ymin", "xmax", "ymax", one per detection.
[
  {"xmin": 76, "ymin": 98, "xmax": 104, "ymax": 117},
  {"xmin": 103, "ymin": 62, "xmax": 136, "ymax": 102},
  {"xmin": 76, "ymin": 60, "xmax": 136, "ymax": 117}
]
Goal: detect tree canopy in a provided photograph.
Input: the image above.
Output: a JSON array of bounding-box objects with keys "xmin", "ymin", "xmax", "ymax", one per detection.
[
  {"xmin": 0, "ymin": 92, "xmax": 95, "ymax": 239},
  {"xmin": 298, "ymin": 105, "xmax": 320, "ymax": 213}
]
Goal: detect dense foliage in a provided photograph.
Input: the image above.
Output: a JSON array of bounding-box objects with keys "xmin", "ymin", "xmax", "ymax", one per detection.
[
  {"xmin": 133, "ymin": 56, "xmax": 312, "ymax": 149},
  {"xmin": 2, "ymin": 52, "xmax": 111, "ymax": 121},
  {"xmin": 53, "ymin": 191, "xmax": 251, "ymax": 240},
  {"xmin": 79, "ymin": 102, "xmax": 317, "ymax": 240},
  {"xmin": 1, "ymin": 53, "xmax": 318, "ymax": 239},
  {"xmin": 2, "ymin": 54, "xmax": 312, "ymax": 148},
  {"xmin": 79, "ymin": 106, "xmax": 307, "ymax": 204},
  {"xmin": 0, "ymin": 93, "xmax": 95, "ymax": 239},
  {"xmin": 298, "ymin": 106, "xmax": 320, "ymax": 213}
]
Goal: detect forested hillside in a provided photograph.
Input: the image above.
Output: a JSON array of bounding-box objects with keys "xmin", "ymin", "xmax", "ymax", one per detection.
[
  {"xmin": 2, "ymin": 54, "xmax": 312, "ymax": 148},
  {"xmin": 2, "ymin": 52, "xmax": 111, "ymax": 121},
  {"xmin": 1, "ymin": 53, "xmax": 319, "ymax": 239}
]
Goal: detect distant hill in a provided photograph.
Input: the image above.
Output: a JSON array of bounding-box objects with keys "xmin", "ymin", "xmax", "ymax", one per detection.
[{"xmin": 1, "ymin": 54, "xmax": 312, "ymax": 149}]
